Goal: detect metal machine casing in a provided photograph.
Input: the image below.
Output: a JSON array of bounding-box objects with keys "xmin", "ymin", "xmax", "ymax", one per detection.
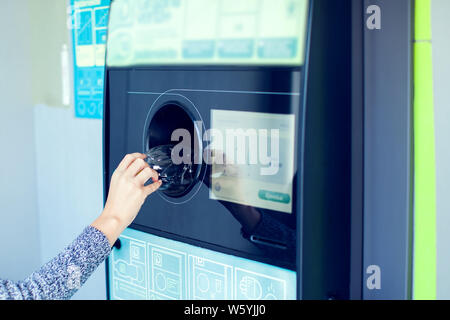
[{"xmin": 103, "ymin": 0, "xmax": 352, "ymax": 300}]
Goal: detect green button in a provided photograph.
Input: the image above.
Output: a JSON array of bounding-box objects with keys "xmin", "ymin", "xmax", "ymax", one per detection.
[{"xmin": 258, "ymin": 190, "xmax": 291, "ymax": 204}]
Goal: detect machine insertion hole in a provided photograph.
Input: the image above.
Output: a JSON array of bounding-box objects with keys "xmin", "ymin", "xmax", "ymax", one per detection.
[{"xmin": 146, "ymin": 103, "xmax": 202, "ymax": 198}]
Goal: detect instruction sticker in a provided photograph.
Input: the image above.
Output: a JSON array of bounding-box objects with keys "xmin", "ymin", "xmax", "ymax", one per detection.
[
  {"xmin": 70, "ymin": 0, "xmax": 110, "ymax": 119},
  {"xmin": 109, "ymin": 228, "xmax": 297, "ymax": 300},
  {"xmin": 107, "ymin": 0, "xmax": 309, "ymax": 67}
]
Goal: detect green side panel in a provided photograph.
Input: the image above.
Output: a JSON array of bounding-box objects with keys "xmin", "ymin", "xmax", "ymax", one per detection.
[
  {"xmin": 413, "ymin": 0, "xmax": 436, "ymax": 300},
  {"xmin": 415, "ymin": 0, "xmax": 432, "ymax": 40}
]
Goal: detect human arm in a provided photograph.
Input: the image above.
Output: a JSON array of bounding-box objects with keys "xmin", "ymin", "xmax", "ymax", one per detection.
[{"xmin": 0, "ymin": 153, "xmax": 161, "ymax": 300}]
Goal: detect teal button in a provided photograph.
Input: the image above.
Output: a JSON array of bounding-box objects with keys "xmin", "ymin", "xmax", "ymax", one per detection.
[{"xmin": 258, "ymin": 190, "xmax": 291, "ymax": 204}]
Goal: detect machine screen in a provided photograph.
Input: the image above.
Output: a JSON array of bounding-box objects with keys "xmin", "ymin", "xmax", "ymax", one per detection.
[
  {"xmin": 209, "ymin": 110, "xmax": 296, "ymax": 214},
  {"xmin": 107, "ymin": 0, "xmax": 309, "ymax": 66}
]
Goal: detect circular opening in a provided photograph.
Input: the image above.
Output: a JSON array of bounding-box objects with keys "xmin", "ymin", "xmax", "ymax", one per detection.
[{"xmin": 146, "ymin": 103, "xmax": 202, "ymax": 198}]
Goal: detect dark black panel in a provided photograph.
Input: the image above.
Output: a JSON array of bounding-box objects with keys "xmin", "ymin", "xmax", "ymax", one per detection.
[
  {"xmin": 300, "ymin": 0, "xmax": 352, "ymax": 300},
  {"xmin": 107, "ymin": 68, "xmax": 303, "ymax": 270},
  {"xmin": 350, "ymin": 0, "xmax": 364, "ymax": 300}
]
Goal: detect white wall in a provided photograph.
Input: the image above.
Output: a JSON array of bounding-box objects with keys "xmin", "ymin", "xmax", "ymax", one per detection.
[
  {"xmin": 29, "ymin": 0, "xmax": 107, "ymax": 299},
  {"xmin": 0, "ymin": 1, "xmax": 41, "ymax": 280},
  {"xmin": 432, "ymin": 0, "xmax": 450, "ymax": 300},
  {"xmin": 34, "ymin": 105, "xmax": 106, "ymax": 300},
  {"xmin": 0, "ymin": 0, "xmax": 106, "ymax": 299},
  {"xmin": 29, "ymin": 0, "xmax": 106, "ymax": 299}
]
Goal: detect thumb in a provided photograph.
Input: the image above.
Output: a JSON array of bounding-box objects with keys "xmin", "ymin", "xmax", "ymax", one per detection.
[{"xmin": 144, "ymin": 180, "xmax": 163, "ymax": 196}]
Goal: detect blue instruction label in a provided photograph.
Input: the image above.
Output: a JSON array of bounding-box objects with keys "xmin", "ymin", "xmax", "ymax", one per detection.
[
  {"xmin": 109, "ymin": 228, "xmax": 297, "ymax": 300},
  {"xmin": 70, "ymin": 0, "xmax": 110, "ymax": 119}
]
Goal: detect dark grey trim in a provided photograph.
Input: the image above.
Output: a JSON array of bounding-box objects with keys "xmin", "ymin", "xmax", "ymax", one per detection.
[
  {"xmin": 361, "ymin": 0, "xmax": 414, "ymax": 300},
  {"xmin": 350, "ymin": 0, "xmax": 364, "ymax": 300}
]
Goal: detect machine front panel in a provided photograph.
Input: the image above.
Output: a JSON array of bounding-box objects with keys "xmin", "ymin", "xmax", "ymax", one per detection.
[
  {"xmin": 107, "ymin": 68, "xmax": 303, "ymax": 270},
  {"xmin": 104, "ymin": 0, "xmax": 313, "ymax": 300}
]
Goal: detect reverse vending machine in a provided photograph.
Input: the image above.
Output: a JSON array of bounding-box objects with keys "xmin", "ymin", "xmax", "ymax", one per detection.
[{"xmin": 104, "ymin": 0, "xmax": 351, "ymax": 300}]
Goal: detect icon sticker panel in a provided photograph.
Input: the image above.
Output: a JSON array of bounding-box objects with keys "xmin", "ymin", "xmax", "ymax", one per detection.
[
  {"xmin": 109, "ymin": 229, "xmax": 296, "ymax": 300},
  {"xmin": 111, "ymin": 236, "xmax": 147, "ymax": 299},
  {"xmin": 235, "ymin": 268, "xmax": 286, "ymax": 300},
  {"xmin": 189, "ymin": 255, "xmax": 232, "ymax": 300},
  {"xmin": 148, "ymin": 244, "xmax": 187, "ymax": 300}
]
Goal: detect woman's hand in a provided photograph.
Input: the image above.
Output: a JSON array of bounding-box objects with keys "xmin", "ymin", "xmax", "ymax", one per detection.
[{"xmin": 91, "ymin": 153, "xmax": 162, "ymax": 246}]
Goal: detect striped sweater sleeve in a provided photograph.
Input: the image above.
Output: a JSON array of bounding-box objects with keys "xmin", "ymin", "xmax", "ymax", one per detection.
[{"xmin": 0, "ymin": 226, "xmax": 111, "ymax": 300}]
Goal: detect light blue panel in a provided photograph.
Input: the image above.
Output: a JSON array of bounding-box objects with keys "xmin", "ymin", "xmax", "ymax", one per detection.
[
  {"xmin": 257, "ymin": 38, "xmax": 298, "ymax": 59},
  {"xmin": 34, "ymin": 104, "xmax": 106, "ymax": 300},
  {"xmin": 432, "ymin": 0, "xmax": 450, "ymax": 300},
  {"xmin": 109, "ymin": 228, "xmax": 296, "ymax": 300},
  {"xmin": 74, "ymin": 68, "xmax": 105, "ymax": 119},
  {"xmin": 95, "ymin": 7, "xmax": 109, "ymax": 28},
  {"xmin": 75, "ymin": 10, "xmax": 93, "ymax": 45},
  {"xmin": 106, "ymin": 0, "xmax": 309, "ymax": 66},
  {"xmin": 217, "ymin": 40, "xmax": 255, "ymax": 59},
  {"xmin": 96, "ymin": 29, "xmax": 108, "ymax": 45},
  {"xmin": 134, "ymin": 48, "xmax": 178, "ymax": 60},
  {"xmin": 71, "ymin": 0, "xmax": 110, "ymax": 119},
  {"xmin": 183, "ymin": 41, "xmax": 215, "ymax": 59}
]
